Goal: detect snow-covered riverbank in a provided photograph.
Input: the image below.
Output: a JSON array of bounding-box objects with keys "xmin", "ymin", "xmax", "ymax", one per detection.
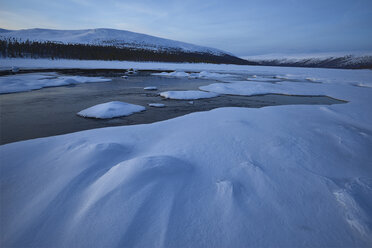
[{"xmin": 1, "ymin": 60, "xmax": 372, "ymax": 247}]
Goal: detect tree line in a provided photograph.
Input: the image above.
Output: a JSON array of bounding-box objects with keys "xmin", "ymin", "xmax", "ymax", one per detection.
[{"xmin": 0, "ymin": 38, "xmax": 256, "ymax": 65}]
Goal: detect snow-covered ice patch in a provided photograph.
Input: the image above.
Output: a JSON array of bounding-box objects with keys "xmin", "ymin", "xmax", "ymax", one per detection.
[
  {"xmin": 152, "ymin": 70, "xmax": 235, "ymax": 80},
  {"xmin": 200, "ymin": 80, "xmax": 333, "ymax": 97},
  {"xmin": 77, "ymin": 101, "xmax": 145, "ymax": 119},
  {"xmin": 160, "ymin": 90, "xmax": 219, "ymax": 100},
  {"xmin": 352, "ymin": 83, "xmax": 372, "ymax": 88},
  {"xmin": 190, "ymin": 71, "xmax": 235, "ymax": 79},
  {"xmin": 246, "ymin": 76, "xmax": 280, "ymax": 82},
  {"xmin": 0, "ymin": 73, "xmax": 111, "ymax": 94},
  {"xmin": 152, "ymin": 71, "xmax": 189, "ymax": 77},
  {"xmin": 144, "ymin": 86, "xmax": 157, "ymax": 90},
  {"xmin": 148, "ymin": 103, "xmax": 165, "ymax": 108}
]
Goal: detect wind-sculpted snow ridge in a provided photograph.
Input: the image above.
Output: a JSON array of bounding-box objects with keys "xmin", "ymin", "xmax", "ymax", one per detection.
[
  {"xmin": 77, "ymin": 101, "xmax": 146, "ymax": 119},
  {"xmin": 0, "ymin": 73, "xmax": 111, "ymax": 94},
  {"xmin": 1, "ymin": 66, "xmax": 372, "ymax": 247}
]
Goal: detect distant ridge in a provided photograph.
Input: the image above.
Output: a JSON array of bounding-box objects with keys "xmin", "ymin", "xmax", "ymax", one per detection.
[
  {"xmin": 0, "ymin": 28, "xmax": 226, "ymax": 55},
  {"xmin": 0, "ymin": 28, "xmax": 256, "ymax": 65},
  {"xmin": 243, "ymin": 53, "xmax": 372, "ymax": 69}
]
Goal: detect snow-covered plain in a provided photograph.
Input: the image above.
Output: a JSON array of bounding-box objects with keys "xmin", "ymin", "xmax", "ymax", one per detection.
[
  {"xmin": 77, "ymin": 101, "xmax": 146, "ymax": 119},
  {"xmin": 1, "ymin": 59, "xmax": 372, "ymax": 247},
  {"xmin": 0, "ymin": 72, "xmax": 111, "ymax": 94}
]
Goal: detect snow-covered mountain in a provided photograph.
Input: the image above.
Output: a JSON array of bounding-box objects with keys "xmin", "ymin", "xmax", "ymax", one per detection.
[
  {"xmin": 243, "ymin": 53, "xmax": 372, "ymax": 69},
  {"xmin": 0, "ymin": 28, "xmax": 227, "ymax": 55}
]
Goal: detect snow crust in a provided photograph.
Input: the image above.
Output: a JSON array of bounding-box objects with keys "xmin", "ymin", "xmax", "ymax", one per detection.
[
  {"xmin": 77, "ymin": 101, "xmax": 146, "ymax": 119},
  {"xmin": 0, "ymin": 73, "xmax": 111, "ymax": 94},
  {"xmin": 160, "ymin": 90, "xmax": 219, "ymax": 100},
  {"xmin": 1, "ymin": 61, "xmax": 372, "ymax": 247}
]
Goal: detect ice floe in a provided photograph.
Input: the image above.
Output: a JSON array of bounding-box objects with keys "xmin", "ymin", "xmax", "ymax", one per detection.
[
  {"xmin": 200, "ymin": 80, "xmax": 335, "ymax": 97},
  {"xmin": 148, "ymin": 103, "xmax": 165, "ymax": 107},
  {"xmin": 0, "ymin": 73, "xmax": 111, "ymax": 94},
  {"xmin": 144, "ymin": 86, "xmax": 158, "ymax": 90},
  {"xmin": 152, "ymin": 70, "xmax": 235, "ymax": 79},
  {"xmin": 160, "ymin": 90, "xmax": 219, "ymax": 100},
  {"xmin": 152, "ymin": 71, "xmax": 189, "ymax": 77}
]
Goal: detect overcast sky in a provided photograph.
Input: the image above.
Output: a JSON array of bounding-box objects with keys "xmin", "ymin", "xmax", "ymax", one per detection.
[{"xmin": 1, "ymin": 0, "xmax": 372, "ymax": 56}]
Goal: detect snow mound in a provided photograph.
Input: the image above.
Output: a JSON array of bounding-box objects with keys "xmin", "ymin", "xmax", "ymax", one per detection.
[
  {"xmin": 77, "ymin": 101, "xmax": 145, "ymax": 119},
  {"xmin": 0, "ymin": 73, "xmax": 111, "ymax": 94},
  {"xmin": 144, "ymin": 86, "xmax": 158, "ymax": 90},
  {"xmin": 160, "ymin": 90, "xmax": 219, "ymax": 100},
  {"xmin": 148, "ymin": 103, "xmax": 165, "ymax": 108}
]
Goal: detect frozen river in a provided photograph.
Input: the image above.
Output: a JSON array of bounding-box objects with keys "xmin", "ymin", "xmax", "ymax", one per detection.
[{"xmin": 0, "ymin": 69, "xmax": 343, "ymax": 144}]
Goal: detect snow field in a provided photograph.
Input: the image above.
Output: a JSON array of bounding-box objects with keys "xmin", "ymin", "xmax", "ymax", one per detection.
[{"xmin": 1, "ymin": 60, "xmax": 372, "ymax": 247}]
